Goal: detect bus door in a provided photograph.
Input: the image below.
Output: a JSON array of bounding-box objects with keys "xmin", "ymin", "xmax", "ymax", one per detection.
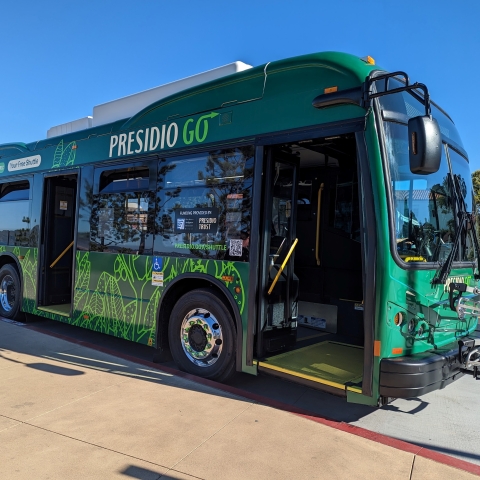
[
  {"xmin": 255, "ymin": 133, "xmax": 370, "ymax": 397},
  {"xmin": 38, "ymin": 173, "xmax": 78, "ymax": 316},
  {"xmin": 256, "ymin": 148, "xmax": 299, "ymax": 356}
]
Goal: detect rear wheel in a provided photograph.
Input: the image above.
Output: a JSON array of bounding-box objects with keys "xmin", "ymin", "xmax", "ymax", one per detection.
[
  {"xmin": 0, "ymin": 264, "xmax": 22, "ymax": 320},
  {"xmin": 168, "ymin": 288, "xmax": 236, "ymax": 382}
]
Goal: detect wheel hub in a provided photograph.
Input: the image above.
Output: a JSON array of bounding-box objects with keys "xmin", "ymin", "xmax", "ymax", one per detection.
[
  {"xmin": 180, "ymin": 308, "xmax": 223, "ymax": 367},
  {"xmin": 188, "ymin": 324, "xmax": 208, "ymax": 352},
  {"xmin": 0, "ymin": 275, "xmax": 15, "ymax": 313}
]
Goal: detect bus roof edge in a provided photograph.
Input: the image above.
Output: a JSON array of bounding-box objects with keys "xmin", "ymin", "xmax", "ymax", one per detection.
[{"xmin": 46, "ymin": 61, "xmax": 252, "ymax": 139}]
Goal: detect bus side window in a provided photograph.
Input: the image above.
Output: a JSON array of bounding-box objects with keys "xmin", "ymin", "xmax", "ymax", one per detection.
[
  {"xmin": 154, "ymin": 147, "xmax": 254, "ymax": 260},
  {"xmin": 90, "ymin": 166, "xmax": 154, "ymax": 255},
  {"xmin": 0, "ymin": 180, "xmax": 31, "ymax": 247}
]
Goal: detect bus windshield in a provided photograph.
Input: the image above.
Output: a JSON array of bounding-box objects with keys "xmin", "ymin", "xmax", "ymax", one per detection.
[{"xmin": 378, "ymin": 84, "xmax": 475, "ymax": 264}]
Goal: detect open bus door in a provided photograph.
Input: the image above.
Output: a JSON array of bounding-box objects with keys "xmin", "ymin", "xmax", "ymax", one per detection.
[
  {"xmin": 252, "ymin": 132, "xmax": 374, "ymax": 400},
  {"xmin": 256, "ymin": 148, "xmax": 299, "ymax": 357},
  {"xmin": 37, "ymin": 172, "xmax": 78, "ymax": 317}
]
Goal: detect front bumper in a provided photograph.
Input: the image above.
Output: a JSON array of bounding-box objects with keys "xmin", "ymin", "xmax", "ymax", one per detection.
[{"xmin": 379, "ymin": 340, "xmax": 467, "ymax": 398}]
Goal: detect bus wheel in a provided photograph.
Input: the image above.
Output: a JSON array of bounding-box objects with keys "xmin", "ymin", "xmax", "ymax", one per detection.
[
  {"xmin": 168, "ymin": 288, "xmax": 236, "ymax": 382},
  {"xmin": 0, "ymin": 264, "xmax": 22, "ymax": 320}
]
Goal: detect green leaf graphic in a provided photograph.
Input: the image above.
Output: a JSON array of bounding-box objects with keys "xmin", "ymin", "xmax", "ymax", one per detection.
[
  {"xmin": 52, "ymin": 140, "xmax": 77, "ymax": 168},
  {"xmin": 64, "ymin": 141, "xmax": 76, "ymax": 166},
  {"xmin": 74, "ymin": 251, "xmax": 91, "ymax": 311},
  {"xmin": 53, "ymin": 140, "xmax": 64, "ymax": 168}
]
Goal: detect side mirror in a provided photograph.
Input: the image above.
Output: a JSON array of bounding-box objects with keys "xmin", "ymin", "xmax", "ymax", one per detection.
[{"xmin": 408, "ymin": 116, "xmax": 441, "ymax": 175}]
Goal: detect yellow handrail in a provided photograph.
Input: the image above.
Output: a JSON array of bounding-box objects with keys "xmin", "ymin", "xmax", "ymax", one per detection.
[
  {"xmin": 268, "ymin": 238, "xmax": 298, "ymax": 295},
  {"xmin": 50, "ymin": 241, "xmax": 74, "ymax": 268},
  {"xmin": 315, "ymin": 183, "xmax": 324, "ymax": 266}
]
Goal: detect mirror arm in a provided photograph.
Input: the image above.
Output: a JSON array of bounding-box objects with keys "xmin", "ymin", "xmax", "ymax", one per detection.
[{"xmin": 365, "ymin": 71, "xmax": 432, "ymax": 116}]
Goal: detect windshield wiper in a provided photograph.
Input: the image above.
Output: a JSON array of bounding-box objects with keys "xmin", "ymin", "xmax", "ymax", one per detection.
[{"xmin": 432, "ymin": 174, "xmax": 480, "ymax": 284}]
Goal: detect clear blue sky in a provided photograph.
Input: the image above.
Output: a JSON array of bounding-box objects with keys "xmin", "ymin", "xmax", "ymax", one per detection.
[{"xmin": 2, "ymin": 1, "xmax": 480, "ymax": 170}]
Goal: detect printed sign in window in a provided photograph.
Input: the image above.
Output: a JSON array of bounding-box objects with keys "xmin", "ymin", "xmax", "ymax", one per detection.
[
  {"xmin": 174, "ymin": 207, "xmax": 219, "ymax": 234},
  {"xmin": 98, "ymin": 208, "xmax": 114, "ymax": 237},
  {"xmin": 226, "ymin": 193, "xmax": 243, "ymax": 209}
]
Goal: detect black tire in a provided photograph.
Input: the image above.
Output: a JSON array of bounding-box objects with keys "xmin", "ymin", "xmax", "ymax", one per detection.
[
  {"xmin": 168, "ymin": 288, "xmax": 236, "ymax": 382},
  {"xmin": 0, "ymin": 264, "xmax": 22, "ymax": 320}
]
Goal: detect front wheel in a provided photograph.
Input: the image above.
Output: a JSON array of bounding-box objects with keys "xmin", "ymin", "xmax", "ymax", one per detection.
[
  {"xmin": 0, "ymin": 264, "xmax": 22, "ymax": 320},
  {"xmin": 168, "ymin": 288, "xmax": 236, "ymax": 382}
]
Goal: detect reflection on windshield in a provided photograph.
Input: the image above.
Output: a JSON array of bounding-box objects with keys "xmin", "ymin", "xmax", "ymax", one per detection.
[
  {"xmin": 384, "ymin": 122, "xmax": 474, "ymax": 263},
  {"xmin": 377, "ymin": 77, "xmax": 466, "ymax": 154}
]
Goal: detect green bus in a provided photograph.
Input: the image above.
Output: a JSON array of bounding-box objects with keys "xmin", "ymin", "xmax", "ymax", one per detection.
[{"xmin": 0, "ymin": 52, "xmax": 479, "ymax": 405}]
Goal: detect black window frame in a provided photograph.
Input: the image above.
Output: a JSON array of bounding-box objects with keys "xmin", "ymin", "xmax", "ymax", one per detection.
[
  {"xmin": 0, "ymin": 179, "xmax": 31, "ymax": 202},
  {"xmin": 93, "ymin": 161, "xmax": 156, "ymax": 195}
]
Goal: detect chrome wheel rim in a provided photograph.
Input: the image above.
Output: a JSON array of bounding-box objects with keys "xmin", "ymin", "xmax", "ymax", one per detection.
[
  {"xmin": 0, "ymin": 275, "xmax": 15, "ymax": 313},
  {"xmin": 180, "ymin": 308, "xmax": 223, "ymax": 367}
]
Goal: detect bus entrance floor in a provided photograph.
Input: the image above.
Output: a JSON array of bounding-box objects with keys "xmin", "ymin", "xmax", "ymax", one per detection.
[
  {"xmin": 1, "ymin": 316, "xmax": 479, "ymax": 479},
  {"xmin": 258, "ymin": 326, "xmax": 364, "ymax": 394}
]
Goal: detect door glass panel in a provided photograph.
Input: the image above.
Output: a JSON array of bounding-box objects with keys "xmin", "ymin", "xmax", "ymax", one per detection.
[
  {"xmin": 330, "ymin": 170, "xmax": 360, "ymax": 241},
  {"xmin": 265, "ymin": 160, "xmax": 298, "ymax": 329},
  {"xmin": 270, "ymin": 162, "xmax": 295, "ymax": 260}
]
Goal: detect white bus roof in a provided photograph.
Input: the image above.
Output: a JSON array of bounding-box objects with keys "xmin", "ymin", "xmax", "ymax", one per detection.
[{"xmin": 47, "ymin": 61, "xmax": 252, "ymax": 139}]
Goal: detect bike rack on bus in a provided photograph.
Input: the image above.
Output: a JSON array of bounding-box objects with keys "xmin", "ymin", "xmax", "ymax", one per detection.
[
  {"xmin": 449, "ymin": 282, "xmax": 480, "ymax": 319},
  {"xmin": 446, "ymin": 283, "xmax": 480, "ymax": 379},
  {"xmin": 458, "ymin": 338, "xmax": 480, "ymax": 380}
]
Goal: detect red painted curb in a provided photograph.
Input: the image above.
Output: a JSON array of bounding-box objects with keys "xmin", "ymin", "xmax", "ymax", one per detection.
[{"xmin": 18, "ymin": 322, "xmax": 480, "ymax": 477}]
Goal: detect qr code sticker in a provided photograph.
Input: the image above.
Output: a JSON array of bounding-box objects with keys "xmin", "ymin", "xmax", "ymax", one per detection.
[{"xmin": 229, "ymin": 239, "xmax": 243, "ymax": 257}]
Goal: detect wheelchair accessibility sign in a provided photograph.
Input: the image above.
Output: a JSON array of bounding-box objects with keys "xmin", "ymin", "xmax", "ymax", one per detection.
[{"xmin": 152, "ymin": 256, "xmax": 164, "ymax": 286}]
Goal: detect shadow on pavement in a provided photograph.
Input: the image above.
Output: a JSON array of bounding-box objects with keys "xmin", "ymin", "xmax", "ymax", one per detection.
[
  {"xmin": 0, "ymin": 347, "xmax": 85, "ymax": 376},
  {"xmin": 15, "ymin": 315, "xmax": 381, "ymax": 423},
  {"xmin": 407, "ymin": 441, "xmax": 480, "ymax": 463},
  {"xmin": 120, "ymin": 465, "xmax": 162, "ymax": 480},
  {"xmin": 380, "ymin": 397, "xmax": 429, "ymax": 415}
]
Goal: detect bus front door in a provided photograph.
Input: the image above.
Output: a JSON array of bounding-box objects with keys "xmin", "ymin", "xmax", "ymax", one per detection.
[
  {"xmin": 256, "ymin": 148, "xmax": 299, "ymax": 357},
  {"xmin": 255, "ymin": 134, "xmax": 366, "ymax": 397},
  {"xmin": 38, "ymin": 173, "xmax": 78, "ymax": 317}
]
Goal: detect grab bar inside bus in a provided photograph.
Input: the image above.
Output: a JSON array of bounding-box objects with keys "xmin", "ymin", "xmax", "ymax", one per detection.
[
  {"xmin": 268, "ymin": 238, "xmax": 298, "ymax": 295},
  {"xmin": 50, "ymin": 241, "xmax": 74, "ymax": 268},
  {"xmin": 315, "ymin": 183, "xmax": 324, "ymax": 266}
]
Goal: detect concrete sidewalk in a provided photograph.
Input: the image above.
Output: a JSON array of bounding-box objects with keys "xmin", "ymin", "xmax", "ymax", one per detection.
[{"xmin": 0, "ymin": 319, "xmax": 477, "ymax": 479}]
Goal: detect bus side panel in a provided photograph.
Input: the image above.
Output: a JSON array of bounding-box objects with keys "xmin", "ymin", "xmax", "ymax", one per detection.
[{"xmin": 71, "ymin": 252, "xmax": 249, "ymax": 347}]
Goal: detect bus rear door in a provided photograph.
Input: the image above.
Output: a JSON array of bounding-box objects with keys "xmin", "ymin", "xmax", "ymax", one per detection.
[{"xmin": 37, "ymin": 172, "xmax": 78, "ymax": 317}]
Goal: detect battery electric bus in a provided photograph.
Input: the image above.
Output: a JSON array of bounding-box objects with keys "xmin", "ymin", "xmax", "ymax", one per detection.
[{"xmin": 1, "ymin": 52, "xmax": 479, "ymax": 405}]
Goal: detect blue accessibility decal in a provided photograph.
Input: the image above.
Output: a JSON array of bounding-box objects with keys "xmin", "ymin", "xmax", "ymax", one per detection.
[{"xmin": 152, "ymin": 256, "xmax": 163, "ymax": 272}]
